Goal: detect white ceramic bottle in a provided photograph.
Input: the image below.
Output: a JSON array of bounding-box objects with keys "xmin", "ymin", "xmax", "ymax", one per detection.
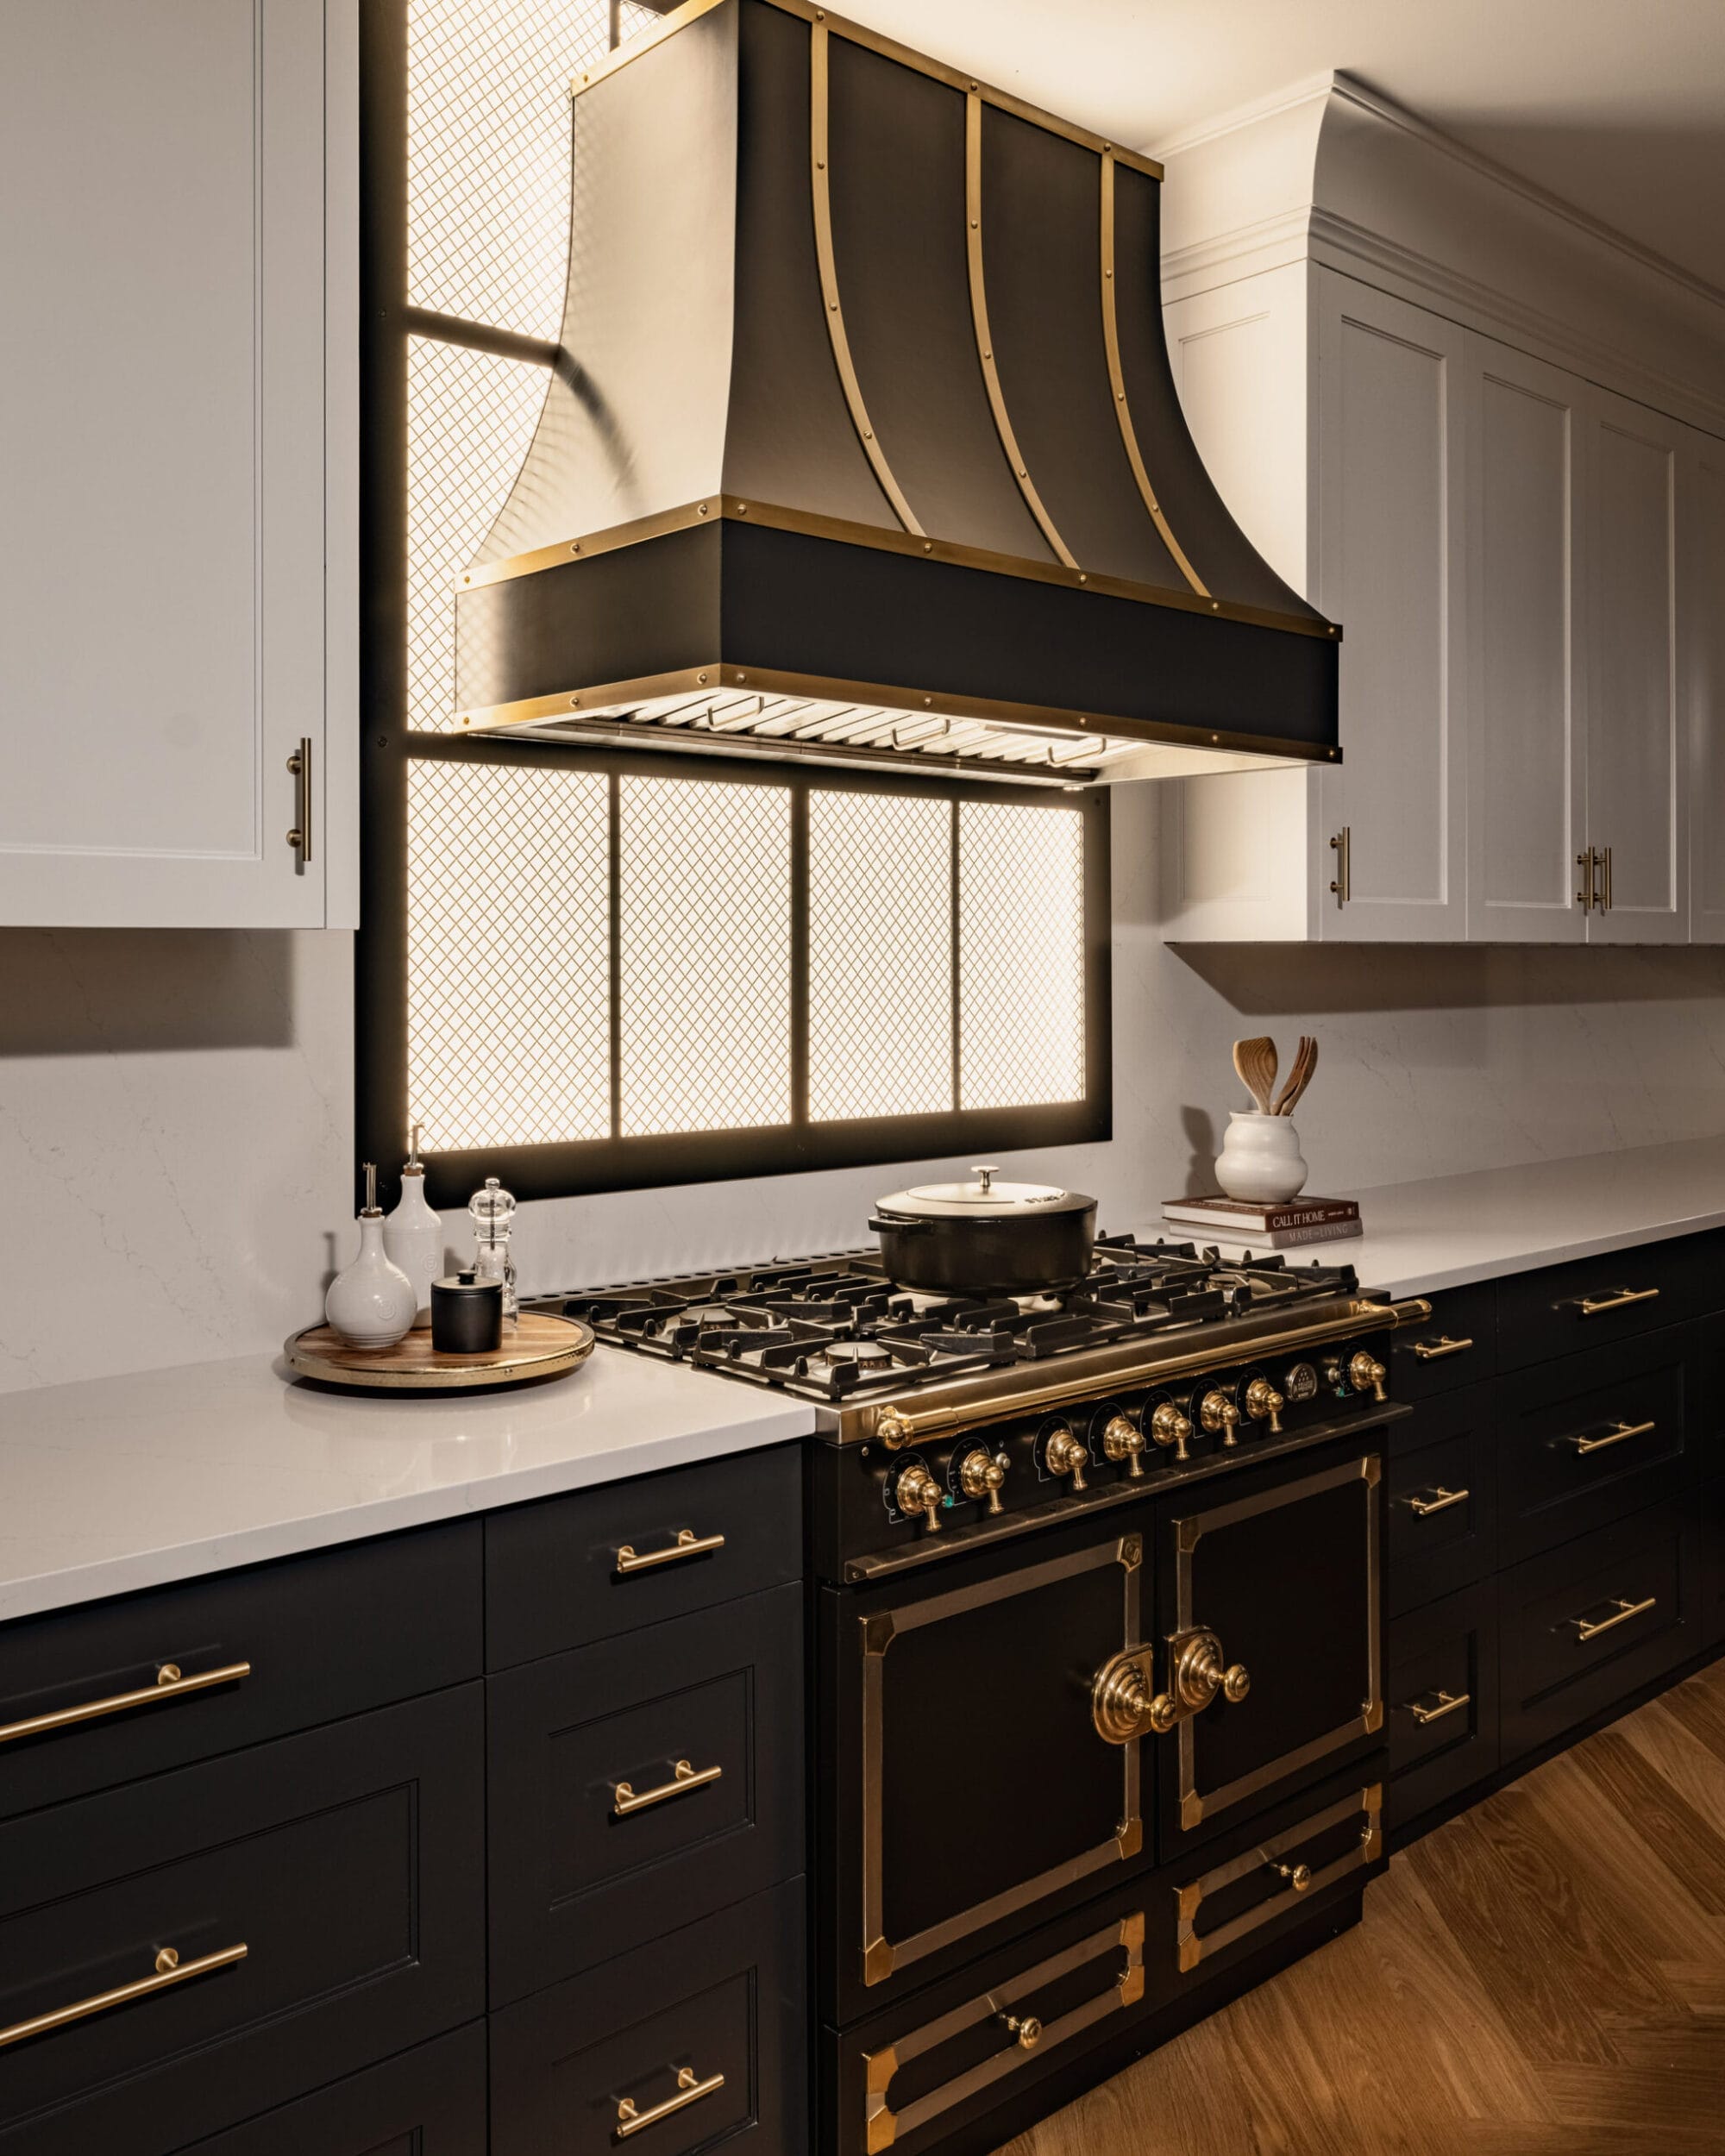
[
  {"xmin": 326, "ymin": 1164, "xmax": 417, "ymax": 1348},
  {"xmin": 384, "ymin": 1126, "xmax": 443, "ymax": 1330}
]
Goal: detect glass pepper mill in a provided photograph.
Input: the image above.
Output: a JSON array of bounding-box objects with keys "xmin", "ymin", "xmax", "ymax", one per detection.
[{"xmin": 468, "ymin": 1175, "xmax": 518, "ymax": 1321}]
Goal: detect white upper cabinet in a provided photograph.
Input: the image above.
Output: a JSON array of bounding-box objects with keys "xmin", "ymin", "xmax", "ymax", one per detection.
[
  {"xmin": 1689, "ymin": 429, "xmax": 1725, "ymax": 943},
  {"xmin": 0, "ymin": 0, "xmax": 355, "ymax": 928}
]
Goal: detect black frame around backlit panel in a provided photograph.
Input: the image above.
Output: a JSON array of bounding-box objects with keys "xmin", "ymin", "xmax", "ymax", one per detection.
[{"xmin": 357, "ymin": 0, "xmax": 1111, "ymax": 1212}]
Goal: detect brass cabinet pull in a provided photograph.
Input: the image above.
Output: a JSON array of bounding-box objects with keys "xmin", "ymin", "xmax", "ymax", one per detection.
[
  {"xmin": 1410, "ymin": 1334, "xmax": 1473, "ymax": 1362},
  {"xmin": 1328, "ymin": 825, "xmax": 1351, "ymax": 907},
  {"xmin": 1406, "ymin": 1485, "xmax": 1470, "ymax": 1518},
  {"xmin": 616, "ymin": 2065, "xmax": 724, "ymax": 2138},
  {"xmin": 1599, "ymin": 843, "xmax": 1613, "ymax": 912},
  {"xmin": 1567, "ymin": 1418, "xmax": 1655, "ymax": 1456},
  {"xmin": 1575, "ymin": 848, "xmax": 1598, "ymax": 911},
  {"xmin": 1572, "ymin": 1594, "xmax": 1656, "ymax": 1642},
  {"xmin": 0, "ymin": 1659, "xmax": 252, "ymax": 1747},
  {"xmin": 612, "ymin": 1758, "xmax": 724, "ymax": 1816},
  {"xmin": 614, "ymin": 1528, "xmax": 725, "ymax": 1575},
  {"xmin": 285, "ymin": 737, "xmax": 313, "ymax": 864},
  {"xmin": 1408, "ymin": 1688, "xmax": 1470, "ymax": 1726},
  {"xmin": 1262, "ymin": 1854, "xmax": 1313, "ymax": 1892},
  {"xmin": 1576, "ymin": 1287, "xmax": 1659, "ymax": 1316},
  {"xmin": 0, "ymin": 1941, "xmax": 248, "ymax": 2052}
]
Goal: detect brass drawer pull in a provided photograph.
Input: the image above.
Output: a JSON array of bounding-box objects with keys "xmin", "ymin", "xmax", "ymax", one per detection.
[
  {"xmin": 1411, "ymin": 1335, "xmax": 1474, "ymax": 1362},
  {"xmin": 1567, "ymin": 1418, "xmax": 1655, "ymax": 1456},
  {"xmin": 1576, "ymin": 1287, "xmax": 1659, "ymax": 1316},
  {"xmin": 1408, "ymin": 1688, "xmax": 1470, "ymax": 1726},
  {"xmin": 1406, "ymin": 1486, "xmax": 1470, "ymax": 1518},
  {"xmin": 0, "ymin": 1660, "xmax": 252, "ymax": 1747},
  {"xmin": 615, "ymin": 1528, "xmax": 725, "ymax": 1575},
  {"xmin": 612, "ymin": 1758, "xmax": 724, "ymax": 1816},
  {"xmin": 1263, "ymin": 1854, "xmax": 1313, "ymax": 1891},
  {"xmin": 1572, "ymin": 1594, "xmax": 1656, "ymax": 1642},
  {"xmin": 616, "ymin": 2065, "xmax": 724, "ymax": 2138},
  {"xmin": 0, "ymin": 1941, "xmax": 248, "ymax": 2052}
]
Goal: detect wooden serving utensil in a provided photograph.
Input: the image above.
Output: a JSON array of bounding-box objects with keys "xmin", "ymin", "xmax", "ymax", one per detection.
[
  {"xmin": 1272, "ymin": 1035, "xmax": 1318, "ymax": 1115},
  {"xmin": 1233, "ymin": 1035, "xmax": 1278, "ymax": 1114}
]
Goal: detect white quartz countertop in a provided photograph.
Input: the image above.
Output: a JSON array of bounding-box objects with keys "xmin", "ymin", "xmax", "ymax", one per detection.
[
  {"xmin": 1146, "ymin": 1135, "xmax": 1725, "ymax": 1300},
  {"xmin": 0, "ymin": 1345, "xmax": 813, "ymax": 1622}
]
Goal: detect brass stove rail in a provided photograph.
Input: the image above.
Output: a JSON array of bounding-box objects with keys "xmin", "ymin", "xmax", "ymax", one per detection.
[{"xmin": 861, "ymin": 1297, "xmax": 1433, "ymax": 1450}]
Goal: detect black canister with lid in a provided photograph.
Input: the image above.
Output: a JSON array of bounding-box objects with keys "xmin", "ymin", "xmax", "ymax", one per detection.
[{"xmin": 430, "ymin": 1271, "xmax": 505, "ymax": 1354}]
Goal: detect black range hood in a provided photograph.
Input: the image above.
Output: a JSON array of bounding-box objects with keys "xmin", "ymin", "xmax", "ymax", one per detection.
[{"xmin": 453, "ymin": 0, "xmax": 1340, "ymax": 786}]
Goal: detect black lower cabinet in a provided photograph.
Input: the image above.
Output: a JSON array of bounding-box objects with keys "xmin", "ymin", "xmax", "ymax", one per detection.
[
  {"xmin": 490, "ymin": 1878, "xmax": 806, "ymax": 2155},
  {"xmin": 177, "ymin": 2024, "xmax": 487, "ymax": 2154},
  {"xmin": 1704, "ymin": 1476, "xmax": 1725, "ymax": 1651},
  {"xmin": 1385, "ymin": 1580, "xmax": 1499, "ymax": 1832},
  {"xmin": 0, "ymin": 1685, "xmax": 485, "ymax": 2156},
  {"xmin": 1386, "ymin": 1383, "xmax": 1497, "ymax": 1616}
]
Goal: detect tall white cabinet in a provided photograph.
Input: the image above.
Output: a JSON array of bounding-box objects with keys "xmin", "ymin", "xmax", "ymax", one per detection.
[{"xmin": 0, "ymin": 0, "xmax": 356, "ymax": 929}]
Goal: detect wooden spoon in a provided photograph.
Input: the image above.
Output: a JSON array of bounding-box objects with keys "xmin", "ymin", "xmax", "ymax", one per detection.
[
  {"xmin": 1272, "ymin": 1035, "xmax": 1318, "ymax": 1116},
  {"xmin": 1233, "ymin": 1035, "xmax": 1278, "ymax": 1114}
]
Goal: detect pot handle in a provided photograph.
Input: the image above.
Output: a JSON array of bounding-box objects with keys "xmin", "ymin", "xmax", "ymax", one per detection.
[{"xmin": 867, "ymin": 1215, "xmax": 932, "ymax": 1236}]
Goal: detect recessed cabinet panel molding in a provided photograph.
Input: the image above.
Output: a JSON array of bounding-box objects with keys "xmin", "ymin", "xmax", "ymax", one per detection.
[
  {"xmin": 0, "ymin": 0, "xmax": 354, "ymax": 927},
  {"xmin": 1464, "ymin": 335, "xmax": 1589, "ymax": 943},
  {"xmin": 1686, "ymin": 430, "xmax": 1725, "ymax": 944}
]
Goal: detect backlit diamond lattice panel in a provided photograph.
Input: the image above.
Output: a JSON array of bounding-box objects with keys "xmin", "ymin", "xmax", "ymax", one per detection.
[
  {"xmin": 407, "ymin": 758, "xmax": 611, "ymax": 1151},
  {"xmin": 619, "ymin": 778, "xmax": 793, "ymax": 1136},
  {"xmin": 809, "ymin": 791, "xmax": 952, "ymax": 1122},
  {"xmin": 959, "ymin": 802, "xmax": 1086, "ymax": 1110}
]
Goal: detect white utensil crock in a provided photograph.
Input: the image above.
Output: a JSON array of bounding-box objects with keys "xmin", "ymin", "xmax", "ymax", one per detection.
[{"xmin": 1214, "ymin": 1112, "xmax": 1309, "ymax": 1203}]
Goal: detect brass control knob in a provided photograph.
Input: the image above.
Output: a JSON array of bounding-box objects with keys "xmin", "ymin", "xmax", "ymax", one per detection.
[
  {"xmin": 894, "ymin": 1462, "xmax": 944, "ymax": 1532},
  {"xmin": 1348, "ymin": 1351, "xmax": 1389, "ymax": 1403},
  {"xmin": 1149, "ymin": 1401, "xmax": 1192, "ymax": 1463},
  {"xmin": 1244, "ymin": 1377, "xmax": 1285, "ymax": 1434},
  {"xmin": 1044, "ymin": 1425, "xmax": 1089, "ymax": 1491},
  {"xmin": 958, "ymin": 1446, "xmax": 1011, "ymax": 1514},
  {"xmin": 998, "ymin": 2011, "xmax": 1043, "ymax": 2051},
  {"xmin": 1101, "ymin": 1413, "xmax": 1146, "ymax": 1480},
  {"xmin": 1199, "ymin": 1388, "xmax": 1242, "ymax": 1447}
]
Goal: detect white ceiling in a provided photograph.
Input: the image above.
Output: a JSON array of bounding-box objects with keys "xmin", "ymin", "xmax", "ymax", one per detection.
[{"xmin": 840, "ymin": 0, "xmax": 1725, "ymax": 292}]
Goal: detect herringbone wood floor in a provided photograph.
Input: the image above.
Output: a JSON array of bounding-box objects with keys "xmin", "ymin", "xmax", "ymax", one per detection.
[{"xmin": 994, "ymin": 1658, "xmax": 1725, "ymax": 2155}]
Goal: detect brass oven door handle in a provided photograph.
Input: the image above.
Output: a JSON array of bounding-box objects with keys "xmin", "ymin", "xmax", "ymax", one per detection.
[
  {"xmin": 1575, "ymin": 1288, "xmax": 1659, "ymax": 1316},
  {"xmin": 612, "ymin": 1759, "xmax": 724, "ymax": 1816},
  {"xmin": 0, "ymin": 1942, "xmax": 248, "ymax": 2051},
  {"xmin": 1408, "ymin": 1688, "xmax": 1470, "ymax": 1726},
  {"xmin": 1567, "ymin": 1418, "xmax": 1655, "ymax": 1456},
  {"xmin": 1410, "ymin": 1335, "xmax": 1473, "ymax": 1362},
  {"xmin": 1405, "ymin": 1486, "xmax": 1469, "ymax": 1518},
  {"xmin": 0, "ymin": 1660, "xmax": 252, "ymax": 1747},
  {"xmin": 1571, "ymin": 1595, "xmax": 1656, "ymax": 1642},
  {"xmin": 615, "ymin": 2065, "xmax": 724, "ymax": 2138},
  {"xmin": 615, "ymin": 1528, "xmax": 725, "ymax": 1575}
]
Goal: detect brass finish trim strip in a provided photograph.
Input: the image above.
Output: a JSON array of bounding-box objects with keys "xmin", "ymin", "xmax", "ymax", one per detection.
[
  {"xmin": 457, "ymin": 494, "xmax": 1341, "ymax": 641},
  {"xmin": 1175, "ymin": 1787, "xmax": 1379, "ymax": 1975},
  {"xmin": 571, "ymin": 0, "xmax": 1163, "ymax": 183},
  {"xmin": 1410, "ymin": 1334, "xmax": 1474, "ymax": 1362},
  {"xmin": 1573, "ymin": 1593, "xmax": 1657, "ymax": 1642},
  {"xmin": 612, "ymin": 1758, "xmax": 724, "ymax": 1815},
  {"xmin": 615, "ymin": 1527, "xmax": 726, "ymax": 1574},
  {"xmin": 0, "ymin": 1943, "xmax": 248, "ymax": 2052},
  {"xmin": 1407, "ymin": 1688, "xmax": 1470, "ymax": 1727},
  {"xmin": 862, "ymin": 1914, "xmax": 1145, "ymax": 2151},
  {"xmin": 1406, "ymin": 1485, "xmax": 1470, "ymax": 1518},
  {"xmin": 1576, "ymin": 1287, "xmax": 1659, "ymax": 1316},
  {"xmin": 1099, "ymin": 153, "xmax": 1207, "ymax": 598},
  {"xmin": 811, "ymin": 21, "xmax": 923, "ymax": 535},
  {"xmin": 616, "ymin": 2066, "xmax": 725, "ymax": 2139},
  {"xmin": 966, "ymin": 91, "xmax": 1075, "ymax": 568},
  {"xmin": 1568, "ymin": 1418, "xmax": 1655, "ymax": 1456},
  {"xmin": 859, "ymin": 1539, "xmax": 1140, "ymax": 1985},
  {"xmin": 0, "ymin": 1660, "xmax": 252, "ymax": 1747}
]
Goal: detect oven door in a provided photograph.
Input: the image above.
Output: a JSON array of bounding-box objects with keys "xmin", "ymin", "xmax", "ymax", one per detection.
[
  {"xmin": 822, "ymin": 1525, "xmax": 1148, "ymax": 2023},
  {"xmin": 1152, "ymin": 1432, "xmax": 1387, "ymax": 1861}
]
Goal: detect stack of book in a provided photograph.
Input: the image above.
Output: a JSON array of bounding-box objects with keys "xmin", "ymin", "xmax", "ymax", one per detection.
[{"xmin": 1159, "ymin": 1194, "xmax": 1362, "ymax": 1251}]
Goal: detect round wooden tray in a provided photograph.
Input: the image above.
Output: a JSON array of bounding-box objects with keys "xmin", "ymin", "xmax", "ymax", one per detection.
[{"xmin": 285, "ymin": 1312, "xmax": 594, "ymax": 1392}]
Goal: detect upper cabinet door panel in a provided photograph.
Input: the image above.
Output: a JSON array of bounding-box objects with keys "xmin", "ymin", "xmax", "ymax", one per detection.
[
  {"xmin": 1314, "ymin": 273, "xmax": 1467, "ymax": 941},
  {"xmin": 1586, "ymin": 389, "xmax": 1686, "ymax": 943},
  {"xmin": 0, "ymin": 0, "xmax": 338, "ymax": 927},
  {"xmin": 1465, "ymin": 336, "xmax": 1588, "ymax": 943},
  {"xmin": 1687, "ymin": 429, "xmax": 1725, "ymax": 945}
]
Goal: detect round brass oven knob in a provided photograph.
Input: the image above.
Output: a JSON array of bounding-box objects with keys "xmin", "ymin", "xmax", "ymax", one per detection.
[
  {"xmin": 1348, "ymin": 1351, "xmax": 1389, "ymax": 1403},
  {"xmin": 1244, "ymin": 1377, "xmax": 1284, "ymax": 1433},
  {"xmin": 998, "ymin": 2012, "xmax": 1043, "ymax": 2051},
  {"xmin": 957, "ymin": 1446, "xmax": 1011, "ymax": 1514},
  {"xmin": 894, "ymin": 1462, "xmax": 944, "ymax": 1532},
  {"xmin": 1199, "ymin": 1389, "xmax": 1242, "ymax": 1447},
  {"xmin": 1101, "ymin": 1413, "xmax": 1146, "ymax": 1479},
  {"xmin": 1148, "ymin": 1401, "xmax": 1192, "ymax": 1463},
  {"xmin": 1044, "ymin": 1425, "xmax": 1090, "ymax": 1491}
]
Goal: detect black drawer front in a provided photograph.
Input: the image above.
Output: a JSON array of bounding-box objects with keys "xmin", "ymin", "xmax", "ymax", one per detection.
[
  {"xmin": 0, "ymin": 1686, "xmax": 485, "ymax": 2156},
  {"xmin": 488, "ymin": 1583, "xmax": 804, "ymax": 2006},
  {"xmin": 1500, "ymin": 1499, "xmax": 1699, "ymax": 1765},
  {"xmin": 0, "ymin": 1523, "xmax": 481, "ymax": 1822},
  {"xmin": 1703, "ymin": 1476, "xmax": 1725, "ymax": 1651},
  {"xmin": 1386, "ymin": 1581, "xmax": 1499, "ymax": 1832},
  {"xmin": 486, "ymin": 1445, "xmax": 801, "ymax": 1670},
  {"xmin": 1496, "ymin": 1240, "xmax": 1695, "ymax": 1369},
  {"xmin": 1497, "ymin": 1332, "xmax": 1694, "ymax": 1565},
  {"xmin": 1387, "ymin": 1386, "xmax": 1496, "ymax": 1615},
  {"xmin": 491, "ymin": 1878, "xmax": 806, "ymax": 2156},
  {"xmin": 1388, "ymin": 1284, "xmax": 1497, "ymax": 1402},
  {"xmin": 178, "ymin": 2023, "xmax": 487, "ymax": 2154}
]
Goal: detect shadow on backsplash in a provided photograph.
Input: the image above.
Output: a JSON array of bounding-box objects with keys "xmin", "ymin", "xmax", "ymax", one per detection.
[
  {"xmin": 1171, "ymin": 942, "xmax": 1725, "ymax": 1018},
  {"xmin": 0, "ymin": 929, "xmax": 300, "ymax": 1056}
]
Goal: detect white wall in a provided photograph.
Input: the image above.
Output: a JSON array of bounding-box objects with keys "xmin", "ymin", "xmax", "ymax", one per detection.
[{"xmin": 7, "ymin": 782, "xmax": 1725, "ymax": 1392}]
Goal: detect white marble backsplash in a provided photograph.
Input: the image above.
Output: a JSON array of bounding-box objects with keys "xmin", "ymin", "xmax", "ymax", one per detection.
[{"xmin": 6, "ymin": 788, "xmax": 1725, "ymax": 1390}]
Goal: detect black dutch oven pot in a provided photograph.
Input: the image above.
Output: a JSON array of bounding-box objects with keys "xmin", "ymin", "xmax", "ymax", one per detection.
[{"xmin": 869, "ymin": 1165, "xmax": 1098, "ymax": 1294}]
